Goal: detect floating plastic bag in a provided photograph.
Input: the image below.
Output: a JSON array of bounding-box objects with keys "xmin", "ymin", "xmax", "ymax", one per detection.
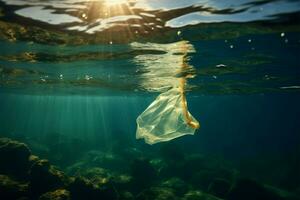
[{"xmin": 136, "ymin": 87, "xmax": 200, "ymax": 145}]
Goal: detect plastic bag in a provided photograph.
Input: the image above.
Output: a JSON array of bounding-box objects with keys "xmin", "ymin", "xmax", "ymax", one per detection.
[{"xmin": 136, "ymin": 87, "xmax": 200, "ymax": 145}]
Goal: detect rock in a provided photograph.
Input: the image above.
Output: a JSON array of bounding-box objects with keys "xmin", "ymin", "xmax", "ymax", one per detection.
[
  {"xmin": 158, "ymin": 153, "xmax": 236, "ymax": 188},
  {"xmin": 157, "ymin": 163, "xmax": 177, "ymax": 179},
  {"xmin": 17, "ymin": 197, "xmax": 30, "ymax": 200},
  {"xmin": 160, "ymin": 177, "xmax": 189, "ymax": 196},
  {"xmin": 189, "ymin": 170, "xmax": 221, "ymax": 191},
  {"xmin": 66, "ymin": 165, "xmax": 132, "ymax": 191},
  {"xmin": 263, "ymin": 185, "xmax": 300, "ymax": 200},
  {"xmin": 68, "ymin": 177, "xmax": 94, "ymax": 199},
  {"xmin": 227, "ymin": 179, "xmax": 284, "ymax": 200},
  {"xmin": 136, "ymin": 187, "xmax": 179, "ymax": 200},
  {"xmin": 26, "ymin": 140, "xmax": 50, "ymax": 160},
  {"xmin": 68, "ymin": 176, "xmax": 118, "ymax": 200},
  {"xmin": 111, "ymin": 173, "xmax": 132, "ymax": 191},
  {"xmin": 119, "ymin": 191, "xmax": 134, "ymax": 200},
  {"xmin": 29, "ymin": 159, "xmax": 69, "ymax": 196},
  {"xmin": 157, "ymin": 144, "xmax": 186, "ymax": 179},
  {"xmin": 130, "ymin": 158, "xmax": 157, "ymax": 193},
  {"xmin": 39, "ymin": 189, "xmax": 71, "ymax": 200},
  {"xmin": 65, "ymin": 161, "xmax": 86, "ymax": 176},
  {"xmin": 28, "ymin": 155, "xmax": 40, "ymax": 166},
  {"xmin": 74, "ymin": 150, "xmax": 125, "ymax": 172},
  {"xmin": 76, "ymin": 167, "xmax": 111, "ymax": 182},
  {"xmin": 0, "ymin": 174, "xmax": 28, "ymax": 200},
  {"xmin": 295, "ymin": 187, "xmax": 300, "ymax": 197},
  {"xmin": 0, "ymin": 138, "xmax": 31, "ymax": 179},
  {"xmin": 183, "ymin": 190, "xmax": 222, "ymax": 200},
  {"xmin": 182, "ymin": 155, "xmax": 235, "ymax": 181},
  {"xmin": 208, "ymin": 178, "xmax": 231, "ymax": 198}
]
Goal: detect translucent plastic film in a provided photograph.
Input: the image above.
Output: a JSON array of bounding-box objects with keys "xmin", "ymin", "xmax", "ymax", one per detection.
[
  {"xmin": 134, "ymin": 40, "xmax": 199, "ymax": 144},
  {"xmin": 136, "ymin": 87, "xmax": 199, "ymax": 145}
]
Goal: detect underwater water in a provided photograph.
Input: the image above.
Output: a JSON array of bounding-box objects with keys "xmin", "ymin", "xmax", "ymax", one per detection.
[{"xmin": 0, "ymin": 0, "xmax": 300, "ymax": 200}]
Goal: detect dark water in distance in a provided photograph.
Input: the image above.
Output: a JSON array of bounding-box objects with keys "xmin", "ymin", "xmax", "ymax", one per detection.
[{"xmin": 1, "ymin": 0, "xmax": 300, "ymax": 198}]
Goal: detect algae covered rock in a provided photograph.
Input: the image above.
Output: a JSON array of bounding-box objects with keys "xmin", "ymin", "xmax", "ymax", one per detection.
[
  {"xmin": 130, "ymin": 158, "xmax": 157, "ymax": 192},
  {"xmin": 68, "ymin": 150, "xmax": 125, "ymax": 172},
  {"xmin": 227, "ymin": 179, "xmax": 283, "ymax": 200},
  {"xmin": 208, "ymin": 178, "xmax": 231, "ymax": 198},
  {"xmin": 66, "ymin": 164, "xmax": 132, "ymax": 191},
  {"xmin": 0, "ymin": 174, "xmax": 28, "ymax": 200},
  {"xmin": 29, "ymin": 159, "xmax": 69, "ymax": 196},
  {"xmin": 265, "ymin": 185, "xmax": 300, "ymax": 200},
  {"xmin": 183, "ymin": 154, "xmax": 235, "ymax": 180},
  {"xmin": 72, "ymin": 167, "xmax": 111, "ymax": 183},
  {"xmin": 39, "ymin": 189, "xmax": 71, "ymax": 200},
  {"xmin": 160, "ymin": 177, "xmax": 189, "ymax": 196},
  {"xmin": 183, "ymin": 190, "xmax": 222, "ymax": 200},
  {"xmin": 68, "ymin": 176, "xmax": 118, "ymax": 200},
  {"xmin": 189, "ymin": 170, "xmax": 228, "ymax": 192},
  {"xmin": 119, "ymin": 191, "xmax": 134, "ymax": 200},
  {"xmin": 178, "ymin": 154, "xmax": 236, "ymax": 192},
  {"xmin": 136, "ymin": 187, "xmax": 179, "ymax": 200},
  {"xmin": 111, "ymin": 173, "xmax": 132, "ymax": 191},
  {"xmin": 0, "ymin": 137, "xmax": 31, "ymax": 178}
]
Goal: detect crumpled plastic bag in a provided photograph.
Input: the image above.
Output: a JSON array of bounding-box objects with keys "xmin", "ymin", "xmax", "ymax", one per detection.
[{"xmin": 136, "ymin": 87, "xmax": 200, "ymax": 145}]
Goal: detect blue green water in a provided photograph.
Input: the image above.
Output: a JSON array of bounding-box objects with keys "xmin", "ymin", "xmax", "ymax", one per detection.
[
  {"xmin": 1, "ymin": 93, "xmax": 300, "ymax": 155},
  {"xmin": 1, "ymin": 0, "xmax": 300, "ymax": 199}
]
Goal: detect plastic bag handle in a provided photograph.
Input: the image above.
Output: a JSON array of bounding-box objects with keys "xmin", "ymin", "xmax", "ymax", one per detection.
[
  {"xmin": 179, "ymin": 42, "xmax": 200, "ymax": 129},
  {"xmin": 179, "ymin": 78, "xmax": 200, "ymax": 129}
]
